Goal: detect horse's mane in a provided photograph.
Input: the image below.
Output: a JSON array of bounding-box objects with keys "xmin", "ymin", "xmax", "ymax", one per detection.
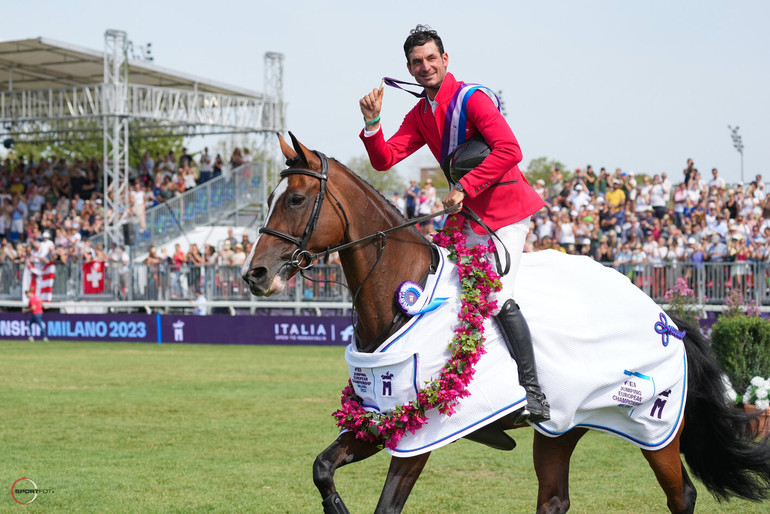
[{"xmin": 329, "ymin": 156, "xmax": 430, "ymax": 242}]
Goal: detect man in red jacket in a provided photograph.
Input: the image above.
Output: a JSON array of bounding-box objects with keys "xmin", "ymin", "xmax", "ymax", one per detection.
[
  {"xmin": 359, "ymin": 25, "xmax": 549, "ymax": 423},
  {"xmin": 25, "ymin": 289, "xmax": 49, "ymax": 342}
]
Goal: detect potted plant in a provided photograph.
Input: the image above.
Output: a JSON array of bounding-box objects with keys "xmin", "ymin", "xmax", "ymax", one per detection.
[
  {"xmin": 710, "ymin": 287, "xmax": 770, "ymax": 437},
  {"xmin": 738, "ymin": 376, "xmax": 770, "ymax": 436}
]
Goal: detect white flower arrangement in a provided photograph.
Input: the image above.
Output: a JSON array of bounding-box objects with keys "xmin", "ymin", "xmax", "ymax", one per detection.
[
  {"xmin": 741, "ymin": 376, "xmax": 770, "ymax": 411},
  {"xmin": 722, "ymin": 374, "xmax": 737, "ymax": 404}
]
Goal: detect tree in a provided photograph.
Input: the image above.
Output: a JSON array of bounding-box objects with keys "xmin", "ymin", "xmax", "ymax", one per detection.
[
  {"xmin": 525, "ymin": 156, "xmax": 567, "ymax": 185},
  {"xmin": 5, "ymin": 119, "xmax": 184, "ymax": 169},
  {"xmin": 345, "ymin": 156, "xmax": 404, "ymax": 195}
]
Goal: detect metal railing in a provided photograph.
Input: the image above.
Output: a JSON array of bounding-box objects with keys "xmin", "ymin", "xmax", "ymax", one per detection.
[
  {"xmin": 89, "ymin": 162, "xmax": 265, "ymax": 255},
  {"xmin": 2, "ymin": 259, "xmax": 769, "ymax": 309},
  {"xmin": 0, "ymin": 260, "xmax": 348, "ymax": 307}
]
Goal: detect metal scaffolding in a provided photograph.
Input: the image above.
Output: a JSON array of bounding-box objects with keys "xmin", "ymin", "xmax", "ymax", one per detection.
[{"xmin": 0, "ymin": 30, "xmax": 286, "ymax": 248}]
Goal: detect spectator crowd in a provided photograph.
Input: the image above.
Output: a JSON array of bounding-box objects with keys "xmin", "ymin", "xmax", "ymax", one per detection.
[
  {"xmin": 0, "ymin": 146, "xmax": 253, "ymax": 269},
  {"xmin": 390, "ymin": 160, "xmax": 770, "ymax": 282},
  {"xmin": 3, "ymin": 144, "xmax": 768, "ymax": 302}
]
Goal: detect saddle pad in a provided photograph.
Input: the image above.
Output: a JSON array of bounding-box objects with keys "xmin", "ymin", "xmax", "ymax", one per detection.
[{"xmin": 345, "ymin": 249, "xmax": 686, "ymax": 457}]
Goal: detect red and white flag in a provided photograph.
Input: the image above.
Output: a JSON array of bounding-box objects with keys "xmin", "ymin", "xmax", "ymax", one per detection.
[
  {"xmin": 83, "ymin": 261, "xmax": 106, "ymax": 294},
  {"xmin": 22, "ymin": 262, "xmax": 56, "ymax": 302}
]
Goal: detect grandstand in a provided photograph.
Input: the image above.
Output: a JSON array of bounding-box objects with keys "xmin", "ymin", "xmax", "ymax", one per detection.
[{"xmin": 0, "ymin": 30, "xmax": 284, "ymax": 246}]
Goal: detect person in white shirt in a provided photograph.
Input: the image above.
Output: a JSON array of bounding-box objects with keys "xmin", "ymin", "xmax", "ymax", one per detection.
[
  {"xmin": 130, "ymin": 181, "xmax": 146, "ymax": 232},
  {"xmin": 650, "ymin": 175, "xmax": 667, "ymax": 218},
  {"xmin": 193, "ymin": 289, "xmax": 208, "ymax": 315},
  {"xmin": 199, "ymin": 147, "xmax": 213, "ymax": 184},
  {"xmin": 660, "ymin": 172, "xmax": 672, "ymax": 202},
  {"xmin": 708, "ymin": 168, "xmax": 726, "ymax": 190},
  {"xmin": 567, "ymin": 184, "xmax": 591, "ymax": 211}
]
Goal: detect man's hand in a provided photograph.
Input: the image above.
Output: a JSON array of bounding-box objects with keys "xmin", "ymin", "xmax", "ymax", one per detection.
[
  {"xmin": 443, "ymin": 188, "xmax": 465, "ymax": 212},
  {"xmin": 359, "ymin": 85, "xmax": 383, "ymax": 131}
]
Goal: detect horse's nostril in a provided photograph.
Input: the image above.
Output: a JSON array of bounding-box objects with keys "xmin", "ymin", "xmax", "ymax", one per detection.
[{"xmin": 249, "ymin": 267, "xmax": 268, "ymax": 281}]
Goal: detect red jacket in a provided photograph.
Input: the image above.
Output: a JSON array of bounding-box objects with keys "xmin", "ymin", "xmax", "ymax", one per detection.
[
  {"xmin": 360, "ymin": 72, "xmax": 544, "ymax": 233},
  {"xmin": 28, "ymin": 294, "xmax": 44, "ymax": 315}
]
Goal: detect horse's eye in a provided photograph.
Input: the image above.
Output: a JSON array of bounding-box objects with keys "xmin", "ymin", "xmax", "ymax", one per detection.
[{"xmin": 288, "ymin": 194, "xmax": 305, "ymax": 207}]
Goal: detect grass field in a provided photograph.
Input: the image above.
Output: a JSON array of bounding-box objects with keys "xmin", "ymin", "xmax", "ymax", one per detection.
[{"xmin": 1, "ymin": 340, "xmax": 767, "ymax": 513}]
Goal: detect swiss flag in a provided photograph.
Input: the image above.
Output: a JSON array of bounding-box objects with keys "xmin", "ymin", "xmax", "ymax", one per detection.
[{"xmin": 83, "ymin": 261, "xmax": 106, "ymax": 294}]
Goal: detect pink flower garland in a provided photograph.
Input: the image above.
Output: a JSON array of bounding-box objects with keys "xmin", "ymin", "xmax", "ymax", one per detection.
[{"xmin": 333, "ymin": 225, "xmax": 502, "ymax": 450}]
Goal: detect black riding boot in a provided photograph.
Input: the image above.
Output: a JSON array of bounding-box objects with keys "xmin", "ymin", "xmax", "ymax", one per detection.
[{"xmin": 494, "ymin": 299, "xmax": 550, "ymax": 424}]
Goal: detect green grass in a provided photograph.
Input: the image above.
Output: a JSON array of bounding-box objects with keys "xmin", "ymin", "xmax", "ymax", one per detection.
[{"xmin": 0, "ymin": 340, "xmax": 766, "ymax": 513}]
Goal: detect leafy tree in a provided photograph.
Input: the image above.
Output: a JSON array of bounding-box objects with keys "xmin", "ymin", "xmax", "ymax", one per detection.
[
  {"xmin": 525, "ymin": 156, "xmax": 567, "ymax": 185},
  {"xmin": 346, "ymin": 155, "xmax": 403, "ymax": 195},
  {"xmin": 423, "ymin": 166, "xmax": 449, "ymax": 190},
  {"xmin": 5, "ymin": 120, "xmax": 184, "ymax": 168}
]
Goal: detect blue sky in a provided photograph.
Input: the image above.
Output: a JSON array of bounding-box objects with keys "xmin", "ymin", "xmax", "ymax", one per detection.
[{"xmin": 4, "ymin": 1, "xmax": 768, "ymax": 184}]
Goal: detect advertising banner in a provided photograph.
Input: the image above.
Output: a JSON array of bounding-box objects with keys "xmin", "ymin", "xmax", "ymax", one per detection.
[{"xmin": 0, "ymin": 312, "xmax": 354, "ymax": 346}]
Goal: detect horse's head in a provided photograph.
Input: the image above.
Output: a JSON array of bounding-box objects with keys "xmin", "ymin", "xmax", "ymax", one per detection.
[{"xmin": 241, "ymin": 133, "xmax": 347, "ymax": 296}]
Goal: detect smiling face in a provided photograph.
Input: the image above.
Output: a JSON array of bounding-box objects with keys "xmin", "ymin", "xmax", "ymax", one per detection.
[{"xmin": 406, "ymin": 41, "xmax": 448, "ymax": 99}]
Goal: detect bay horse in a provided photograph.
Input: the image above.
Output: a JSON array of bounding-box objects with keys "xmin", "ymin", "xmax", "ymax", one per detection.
[{"xmin": 242, "ymin": 133, "xmax": 770, "ymax": 513}]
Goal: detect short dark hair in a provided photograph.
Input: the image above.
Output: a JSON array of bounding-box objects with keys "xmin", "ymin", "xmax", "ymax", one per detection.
[{"xmin": 404, "ymin": 24, "xmax": 445, "ymax": 60}]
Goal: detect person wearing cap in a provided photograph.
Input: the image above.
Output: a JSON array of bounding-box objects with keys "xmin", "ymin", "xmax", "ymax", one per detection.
[
  {"xmin": 706, "ymin": 234, "xmax": 728, "ymax": 262},
  {"xmin": 605, "ymin": 179, "xmax": 626, "ymax": 209},
  {"xmin": 567, "ymin": 183, "xmax": 590, "ymax": 211},
  {"xmin": 231, "ymin": 242, "xmax": 247, "ymax": 267},
  {"xmin": 358, "ymin": 24, "xmax": 549, "ymax": 422}
]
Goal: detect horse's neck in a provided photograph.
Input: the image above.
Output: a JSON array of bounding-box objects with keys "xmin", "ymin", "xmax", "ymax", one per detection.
[{"xmin": 340, "ymin": 215, "xmax": 432, "ymax": 349}]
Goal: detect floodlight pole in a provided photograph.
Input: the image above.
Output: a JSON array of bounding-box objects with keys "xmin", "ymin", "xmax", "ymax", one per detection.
[{"xmin": 728, "ymin": 125, "xmax": 744, "ymax": 184}]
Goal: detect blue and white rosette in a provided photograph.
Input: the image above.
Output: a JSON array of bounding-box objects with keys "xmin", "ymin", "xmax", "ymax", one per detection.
[{"xmin": 396, "ymin": 281, "xmax": 448, "ymax": 317}]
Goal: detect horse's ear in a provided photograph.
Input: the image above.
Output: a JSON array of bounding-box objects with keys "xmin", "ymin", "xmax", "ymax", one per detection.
[
  {"xmin": 288, "ymin": 132, "xmax": 321, "ymax": 171},
  {"xmin": 277, "ymin": 133, "xmax": 298, "ymax": 163}
]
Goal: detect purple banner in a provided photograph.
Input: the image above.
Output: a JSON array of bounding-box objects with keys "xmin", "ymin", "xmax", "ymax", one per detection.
[{"xmin": 0, "ymin": 312, "xmax": 354, "ymax": 346}]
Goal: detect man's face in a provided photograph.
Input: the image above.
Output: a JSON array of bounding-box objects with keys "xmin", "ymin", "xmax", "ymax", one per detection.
[{"xmin": 407, "ymin": 41, "xmax": 448, "ymax": 92}]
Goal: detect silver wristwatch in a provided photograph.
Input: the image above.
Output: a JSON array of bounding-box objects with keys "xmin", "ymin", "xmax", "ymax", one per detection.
[{"xmin": 453, "ymin": 182, "xmax": 465, "ymax": 193}]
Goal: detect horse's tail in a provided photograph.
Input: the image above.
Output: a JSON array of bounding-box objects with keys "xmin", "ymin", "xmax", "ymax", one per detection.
[{"xmin": 674, "ymin": 315, "xmax": 770, "ymax": 502}]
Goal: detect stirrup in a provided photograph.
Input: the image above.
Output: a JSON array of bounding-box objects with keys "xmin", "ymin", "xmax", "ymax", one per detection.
[{"xmin": 525, "ymin": 392, "xmax": 551, "ymax": 424}]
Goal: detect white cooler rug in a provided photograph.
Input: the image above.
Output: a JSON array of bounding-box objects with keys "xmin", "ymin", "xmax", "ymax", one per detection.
[{"xmin": 344, "ymin": 248, "xmax": 687, "ymax": 457}]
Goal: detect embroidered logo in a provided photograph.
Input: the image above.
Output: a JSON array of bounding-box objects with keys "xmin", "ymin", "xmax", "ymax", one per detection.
[
  {"xmin": 351, "ymin": 367, "xmax": 371, "ymax": 393},
  {"xmin": 650, "ymin": 389, "xmax": 672, "ymax": 419},
  {"xmin": 381, "ymin": 371, "xmax": 394, "ymax": 396},
  {"xmin": 653, "ymin": 313, "xmax": 685, "ymax": 347}
]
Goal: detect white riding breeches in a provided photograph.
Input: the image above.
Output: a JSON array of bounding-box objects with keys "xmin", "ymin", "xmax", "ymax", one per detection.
[{"xmin": 462, "ymin": 216, "xmax": 531, "ymax": 313}]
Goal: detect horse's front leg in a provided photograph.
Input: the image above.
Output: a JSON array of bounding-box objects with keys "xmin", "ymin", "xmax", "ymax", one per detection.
[
  {"xmin": 313, "ymin": 431, "xmax": 382, "ymax": 513},
  {"xmin": 374, "ymin": 452, "xmax": 431, "ymax": 514}
]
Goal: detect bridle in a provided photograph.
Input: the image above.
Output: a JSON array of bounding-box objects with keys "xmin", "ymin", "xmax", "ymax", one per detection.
[
  {"xmin": 257, "ymin": 151, "xmax": 342, "ymax": 270},
  {"xmin": 258, "ymin": 151, "xmax": 454, "ymax": 272}
]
